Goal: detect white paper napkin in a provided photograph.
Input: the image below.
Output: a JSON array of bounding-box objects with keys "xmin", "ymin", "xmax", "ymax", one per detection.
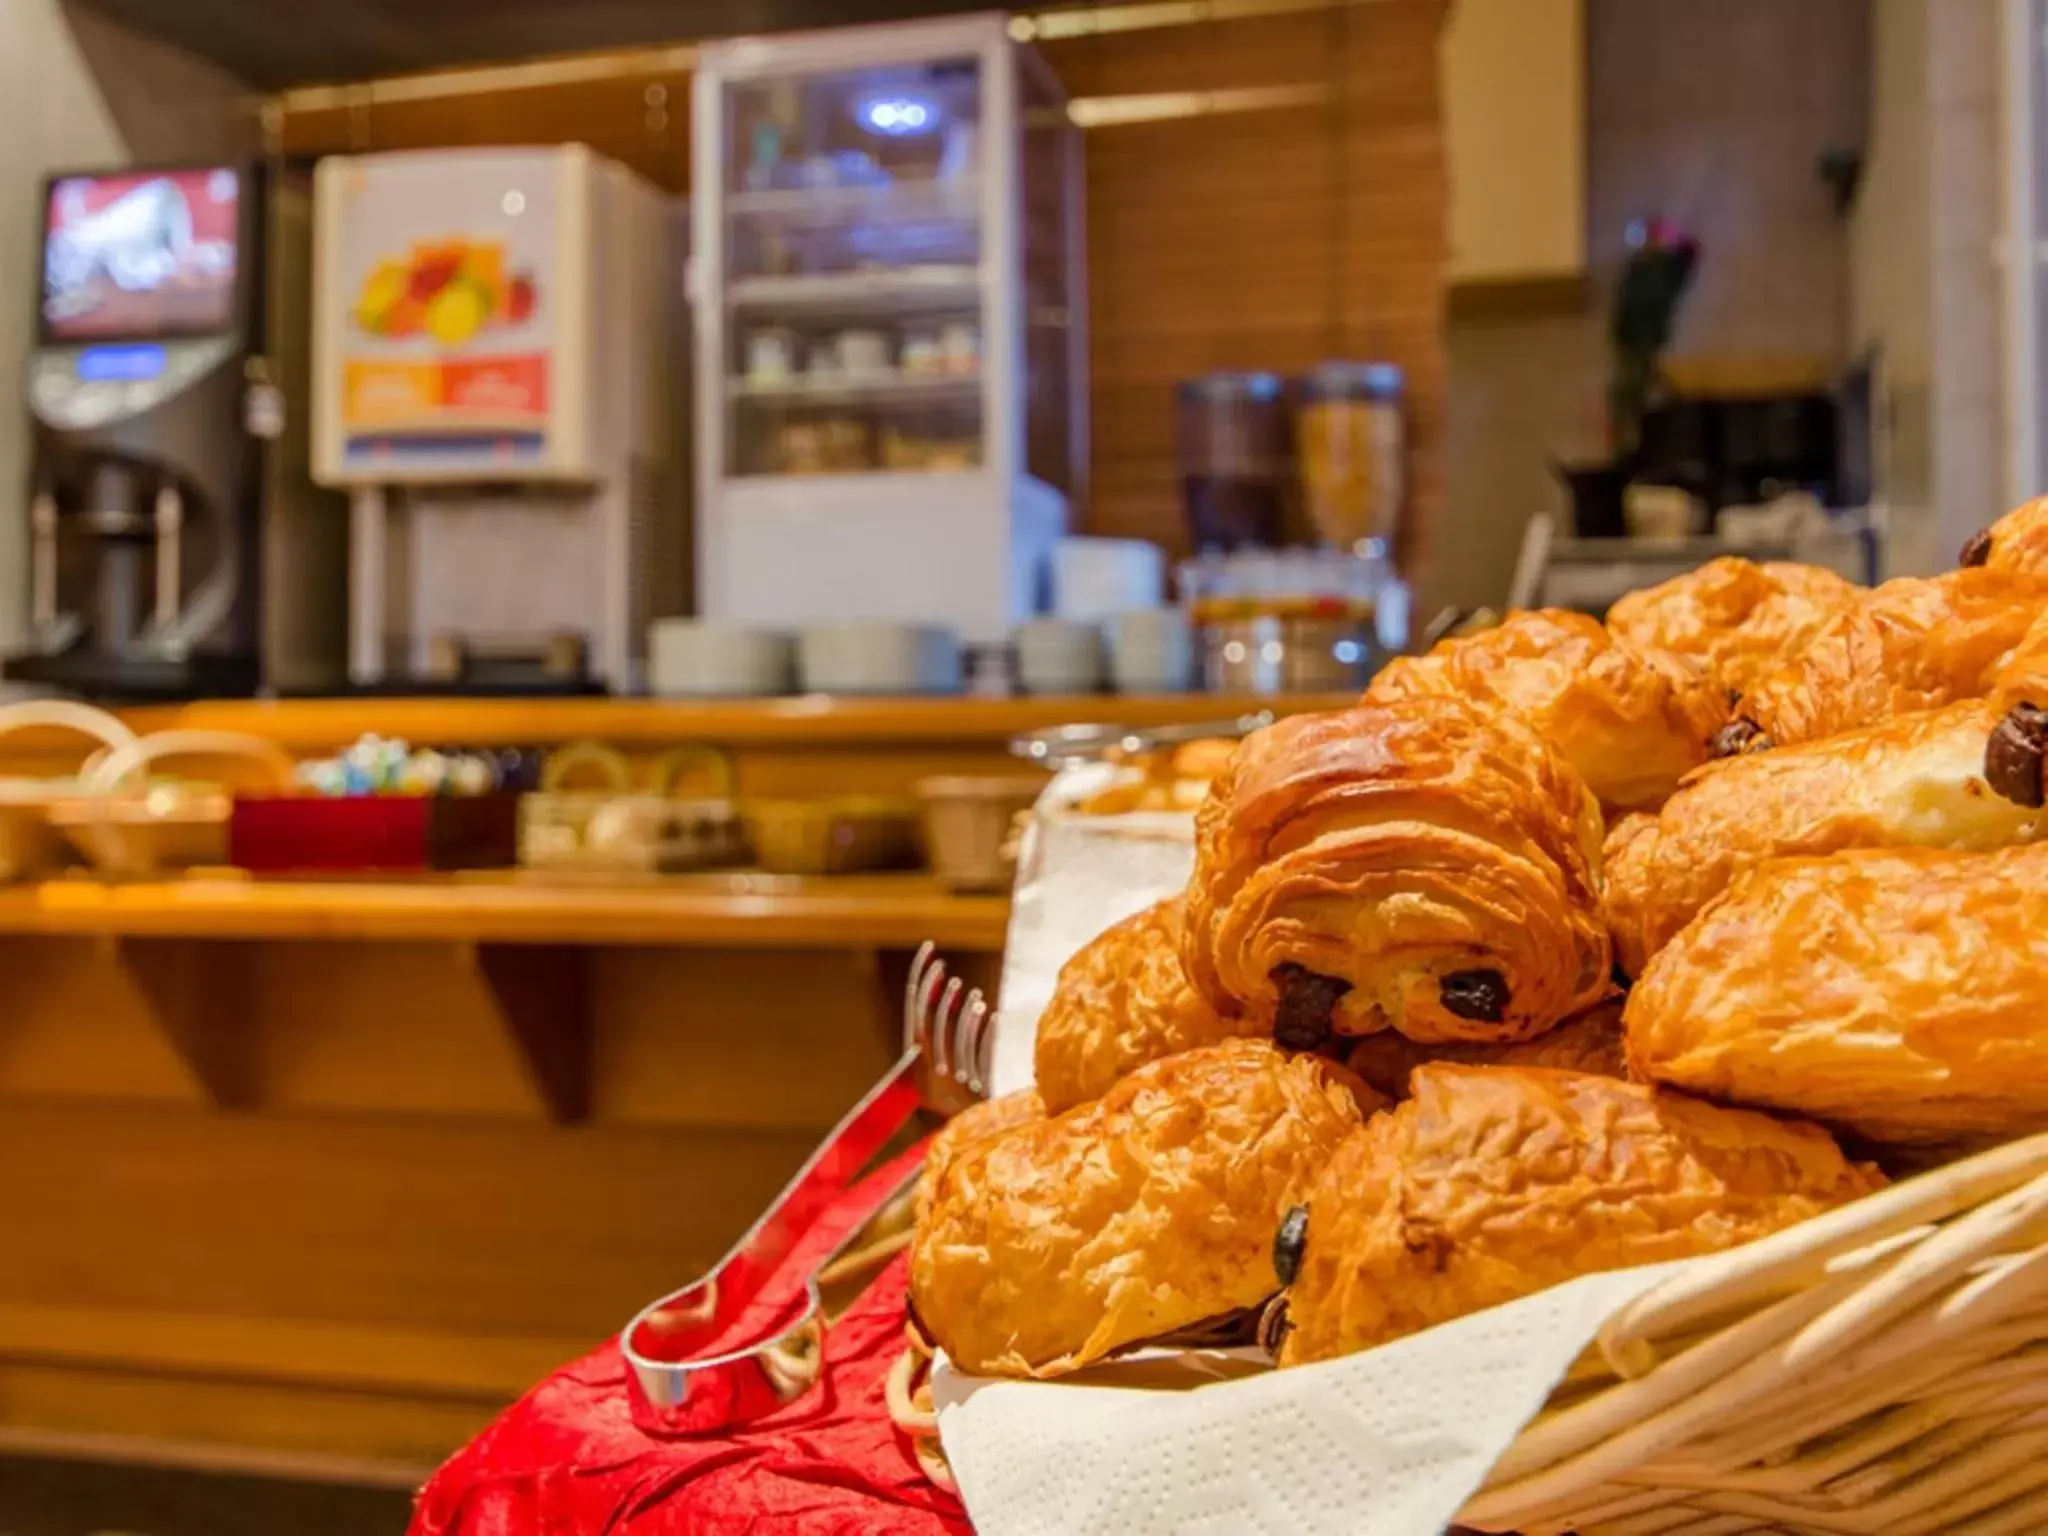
[
  {"xmin": 933, "ymin": 1259, "xmax": 1690, "ymax": 1536},
  {"xmin": 991, "ymin": 774, "xmax": 1198, "ymax": 1097}
]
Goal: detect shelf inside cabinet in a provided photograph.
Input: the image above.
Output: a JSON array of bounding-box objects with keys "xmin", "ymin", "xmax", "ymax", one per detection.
[
  {"xmin": 727, "ymin": 266, "xmax": 982, "ymax": 314},
  {"xmin": 732, "ymin": 369, "xmax": 981, "ymax": 406},
  {"xmin": 728, "ymin": 177, "xmax": 980, "ymax": 225}
]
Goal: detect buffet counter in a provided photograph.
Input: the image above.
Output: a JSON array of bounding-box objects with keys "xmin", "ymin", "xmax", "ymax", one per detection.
[{"xmin": 0, "ymin": 694, "xmax": 1339, "ymax": 1485}]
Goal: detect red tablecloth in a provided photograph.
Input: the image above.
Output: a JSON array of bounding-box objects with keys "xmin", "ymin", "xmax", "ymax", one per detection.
[{"xmin": 410, "ymin": 1145, "xmax": 970, "ymax": 1536}]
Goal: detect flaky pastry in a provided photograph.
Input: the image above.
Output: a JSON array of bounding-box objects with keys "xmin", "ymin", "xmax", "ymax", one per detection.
[
  {"xmin": 1182, "ymin": 698, "xmax": 1610, "ymax": 1048},
  {"xmin": 1627, "ymin": 845, "xmax": 2048, "ymax": 1145},
  {"xmin": 1605, "ymin": 556, "xmax": 1862, "ymax": 698},
  {"xmin": 1603, "ymin": 700, "xmax": 2046, "ymax": 977},
  {"xmin": 1962, "ymin": 497, "xmax": 2048, "ymax": 576},
  {"xmin": 1275, "ymin": 1065, "xmax": 1883, "ymax": 1364},
  {"xmin": 1365, "ymin": 608, "xmax": 1728, "ymax": 812},
  {"xmin": 917, "ymin": 1089, "xmax": 1044, "ymax": 1219},
  {"xmin": 1074, "ymin": 739, "xmax": 1238, "ymax": 816},
  {"xmin": 1033, "ymin": 896, "xmax": 1260, "ymax": 1114},
  {"xmin": 910, "ymin": 1039, "xmax": 1375, "ymax": 1377},
  {"xmin": 1721, "ymin": 569, "xmax": 2048, "ymax": 751},
  {"xmin": 1342, "ymin": 996, "xmax": 1627, "ymax": 1102}
]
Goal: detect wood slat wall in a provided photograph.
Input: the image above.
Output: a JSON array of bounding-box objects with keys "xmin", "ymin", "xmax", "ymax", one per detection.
[{"xmin": 278, "ymin": 0, "xmax": 1447, "ymax": 573}]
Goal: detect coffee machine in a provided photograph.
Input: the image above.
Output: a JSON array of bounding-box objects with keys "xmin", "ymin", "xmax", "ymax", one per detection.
[{"xmin": 8, "ymin": 162, "xmax": 347, "ymax": 697}]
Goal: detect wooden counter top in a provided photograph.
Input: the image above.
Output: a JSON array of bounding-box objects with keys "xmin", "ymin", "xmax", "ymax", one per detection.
[
  {"xmin": 0, "ymin": 870, "xmax": 1009, "ymax": 950},
  {"xmin": 110, "ymin": 693, "xmax": 1354, "ymax": 751}
]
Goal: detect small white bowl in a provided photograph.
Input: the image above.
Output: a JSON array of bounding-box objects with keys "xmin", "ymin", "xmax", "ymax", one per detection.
[
  {"xmin": 798, "ymin": 624, "xmax": 962, "ymax": 695},
  {"xmin": 650, "ymin": 621, "xmax": 795, "ymax": 697}
]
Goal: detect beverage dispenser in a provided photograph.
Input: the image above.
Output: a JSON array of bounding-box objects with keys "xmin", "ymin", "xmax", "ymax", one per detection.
[
  {"xmin": 312, "ymin": 145, "xmax": 684, "ymax": 693},
  {"xmin": 9, "ymin": 163, "xmax": 347, "ymax": 696}
]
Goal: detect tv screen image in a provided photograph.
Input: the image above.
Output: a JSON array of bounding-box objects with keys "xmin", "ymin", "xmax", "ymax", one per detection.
[{"xmin": 42, "ymin": 167, "xmax": 240, "ymax": 343}]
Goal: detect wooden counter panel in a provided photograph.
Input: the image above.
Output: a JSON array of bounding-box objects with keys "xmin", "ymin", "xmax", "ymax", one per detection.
[
  {"xmin": 0, "ymin": 872, "xmax": 1010, "ymax": 951},
  {"xmin": 0, "ymin": 1363, "xmax": 480, "ymax": 1484},
  {"xmin": 110, "ymin": 694, "xmax": 1349, "ymax": 752},
  {"xmin": 0, "ymin": 1104, "xmax": 813, "ymax": 1340}
]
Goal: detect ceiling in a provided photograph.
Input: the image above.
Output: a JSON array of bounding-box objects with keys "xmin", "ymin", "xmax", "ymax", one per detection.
[{"xmin": 77, "ymin": 0, "xmax": 982, "ymax": 88}]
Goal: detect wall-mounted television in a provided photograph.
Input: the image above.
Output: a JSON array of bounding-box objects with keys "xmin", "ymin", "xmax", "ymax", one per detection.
[{"xmin": 40, "ymin": 166, "xmax": 241, "ymax": 345}]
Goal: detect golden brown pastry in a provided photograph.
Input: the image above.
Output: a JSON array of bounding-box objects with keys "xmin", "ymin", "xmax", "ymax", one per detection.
[
  {"xmin": 917, "ymin": 1089, "xmax": 1044, "ymax": 1218},
  {"xmin": 1364, "ymin": 608, "xmax": 1729, "ymax": 812},
  {"xmin": 1182, "ymin": 698, "xmax": 1610, "ymax": 1049},
  {"xmin": 1075, "ymin": 739, "xmax": 1239, "ymax": 815},
  {"xmin": 1627, "ymin": 845, "xmax": 2048, "ymax": 1144},
  {"xmin": 1718, "ymin": 569, "xmax": 2048, "ymax": 752},
  {"xmin": 1033, "ymin": 896, "xmax": 1260, "ymax": 1114},
  {"xmin": 1603, "ymin": 699, "xmax": 2047, "ymax": 978},
  {"xmin": 1342, "ymin": 996, "xmax": 1628, "ymax": 1102},
  {"xmin": 1962, "ymin": 496, "xmax": 2048, "ymax": 575},
  {"xmin": 910, "ymin": 1039, "xmax": 1375, "ymax": 1377},
  {"xmin": 1605, "ymin": 556, "xmax": 1862, "ymax": 698},
  {"xmin": 1275, "ymin": 1065, "xmax": 1883, "ymax": 1364}
]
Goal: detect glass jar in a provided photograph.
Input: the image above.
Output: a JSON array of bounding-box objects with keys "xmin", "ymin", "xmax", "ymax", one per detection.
[
  {"xmin": 1175, "ymin": 371, "xmax": 1292, "ymax": 551},
  {"xmin": 1298, "ymin": 361, "xmax": 1406, "ymax": 553}
]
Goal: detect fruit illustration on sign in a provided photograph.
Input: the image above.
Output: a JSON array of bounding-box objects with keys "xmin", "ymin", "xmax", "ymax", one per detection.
[{"xmin": 351, "ymin": 236, "xmax": 536, "ymax": 345}]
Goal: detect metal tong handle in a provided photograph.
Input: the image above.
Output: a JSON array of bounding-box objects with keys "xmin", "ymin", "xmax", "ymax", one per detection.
[{"xmin": 621, "ymin": 944, "xmax": 993, "ymax": 1434}]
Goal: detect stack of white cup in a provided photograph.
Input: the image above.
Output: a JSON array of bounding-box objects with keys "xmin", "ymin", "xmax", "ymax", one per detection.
[{"xmin": 1107, "ymin": 609, "xmax": 1196, "ymax": 694}]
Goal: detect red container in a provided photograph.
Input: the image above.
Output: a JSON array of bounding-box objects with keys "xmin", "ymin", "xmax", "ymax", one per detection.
[{"xmin": 229, "ymin": 793, "xmax": 521, "ymax": 873}]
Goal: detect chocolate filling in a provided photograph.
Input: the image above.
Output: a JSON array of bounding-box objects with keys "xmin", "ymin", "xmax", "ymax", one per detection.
[
  {"xmin": 1986, "ymin": 703, "xmax": 2048, "ymax": 808},
  {"xmin": 1273, "ymin": 1205, "xmax": 1309, "ymax": 1286},
  {"xmin": 1960, "ymin": 527, "xmax": 1994, "ymax": 568},
  {"xmin": 1257, "ymin": 1296, "xmax": 1293, "ymax": 1358},
  {"xmin": 1710, "ymin": 718, "xmax": 1772, "ymax": 758},
  {"xmin": 1270, "ymin": 962, "xmax": 1351, "ymax": 1051},
  {"xmin": 1440, "ymin": 968, "xmax": 1511, "ymax": 1024}
]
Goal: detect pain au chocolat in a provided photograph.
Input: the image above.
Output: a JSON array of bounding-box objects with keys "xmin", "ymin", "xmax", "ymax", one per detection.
[
  {"xmin": 1274, "ymin": 1065, "xmax": 1882, "ymax": 1365},
  {"xmin": 1716, "ymin": 569, "xmax": 2048, "ymax": 752},
  {"xmin": 1032, "ymin": 896, "xmax": 1262, "ymax": 1115},
  {"xmin": 1364, "ymin": 607, "xmax": 1729, "ymax": 812},
  {"xmin": 1604, "ymin": 556, "xmax": 1861, "ymax": 699},
  {"xmin": 1961, "ymin": 496, "xmax": 2048, "ymax": 575},
  {"xmin": 1602, "ymin": 700, "xmax": 2045, "ymax": 978},
  {"xmin": 1627, "ymin": 844, "xmax": 2048, "ymax": 1146},
  {"xmin": 910, "ymin": 1039, "xmax": 1375, "ymax": 1378},
  {"xmin": 1181, "ymin": 697, "xmax": 1610, "ymax": 1050}
]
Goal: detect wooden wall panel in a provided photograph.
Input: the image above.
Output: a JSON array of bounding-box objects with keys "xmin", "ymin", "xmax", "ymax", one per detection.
[{"xmin": 277, "ymin": 0, "xmax": 1449, "ymax": 572}]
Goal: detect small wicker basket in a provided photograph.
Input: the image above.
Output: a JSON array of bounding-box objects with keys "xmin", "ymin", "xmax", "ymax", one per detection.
[{"xmin": 0, "ymin": 701, "xmax": 137, "ymax": 881}]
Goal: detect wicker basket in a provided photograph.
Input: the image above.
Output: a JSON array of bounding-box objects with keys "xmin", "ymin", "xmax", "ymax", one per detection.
[
  {"xmin": 49, "ymin": 729, "xmax": 297, "ymax": 877},
  {"xmin": 518, "ymin": 742, "xmax": 747, "ymax": 874},
  {"xmin": 901, "ymin": 1131, "xmax": 2048, "ymax": 1535},
  {"xmin": 0, "ymin": 700, "xmax": 137, "ymax": 881},
  {"xmin": 1457, "ymin": 1130, "xmax": 2048, "ymax": 1535}
]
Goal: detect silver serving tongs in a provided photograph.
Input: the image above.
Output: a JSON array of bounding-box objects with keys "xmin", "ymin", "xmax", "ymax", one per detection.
[{"xmin": 622, "ymin": 943, "xmax": 992, "ymax": 1434}]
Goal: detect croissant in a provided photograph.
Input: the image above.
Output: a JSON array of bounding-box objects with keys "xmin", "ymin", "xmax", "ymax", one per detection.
[
  {"xmin": 1032, "ymin": 896, "xmax": 1260, "ymax": 1114},
  {"xmin": 910, "ymin": 1039, "xmax": 1375, "ymax": 1378},
  {"xmin": 1962, "ymin": 497, "xmax": 2048, "ymax": 575},
  {"xmin": 1341, "ymin": 996, "xmax": 1627, "ymax": 1102},
  {"xmin": 1182, "ymin": 698, "xmax": 1610, "ymax": 1049},
  {"xmin": 1717, "ymin": 569, "xmax": 2048, "ymax": 752},
  {"xmin": 917, "ymin": 1089, "xmax": 1044, "ymax": 1219},
  {"xmin": 1603, "ymin": 700, "xmax": 2046, "ymax": 978},
  {"xmin": 1605, "ymin": 556, "xmax": 1861, "ymax": 698},
  {"xmin": 1275, "ymin": 1065, "xmax": 1884, "ymax": 1365},
  {"xmin": 1364, "ymin": 608, "xmax": 1729, "ymax": 812},
  {"xmin": 1626, "ymin": 845, "xmax": 2048, "ymax": 1145}
]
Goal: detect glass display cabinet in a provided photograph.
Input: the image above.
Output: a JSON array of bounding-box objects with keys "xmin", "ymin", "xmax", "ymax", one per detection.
[{"xmin": 691, "ymin": 13, "xmax": 1084, "ymax": 642}]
